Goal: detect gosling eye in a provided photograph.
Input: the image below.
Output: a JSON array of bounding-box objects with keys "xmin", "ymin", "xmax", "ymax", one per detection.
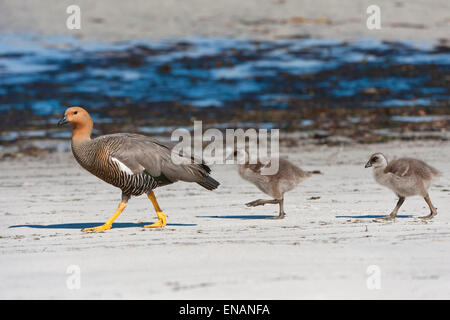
[
  {"xmin": 73, "ymin": 111, "xmax": 78, "ymax": 115},
  {"xmin": 372, "ymin": 156, "xmax": 378, "ymax": 162}
]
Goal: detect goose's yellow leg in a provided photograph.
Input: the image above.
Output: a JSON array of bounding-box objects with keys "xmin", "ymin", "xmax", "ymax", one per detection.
[
  {"xmin": 144, "ymin": 191, "xmax": 167, "ymax": 228},
  {"xmin": 82, "ymin": 201, "xmax": 127, "ymax": 232}
]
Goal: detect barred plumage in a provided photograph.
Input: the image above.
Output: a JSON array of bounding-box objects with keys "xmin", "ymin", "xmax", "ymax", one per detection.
[{"xmin": 72, "ymin": 137, "xmax": 159, "ymax": 196}]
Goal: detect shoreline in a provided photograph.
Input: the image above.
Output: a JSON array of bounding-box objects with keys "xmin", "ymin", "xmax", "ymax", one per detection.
[{"xmin": 1, "ymin": 128, "xmax": 449, "ymax": 160}]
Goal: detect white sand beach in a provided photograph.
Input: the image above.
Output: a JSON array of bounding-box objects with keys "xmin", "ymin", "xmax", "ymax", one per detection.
[
  {"xmin": 0, "ymin": 140, "xmax": 449, "ymax": 299},
  {"xmin": 0, "ymin": 0, "xmax": 449, "ymax": 42}
]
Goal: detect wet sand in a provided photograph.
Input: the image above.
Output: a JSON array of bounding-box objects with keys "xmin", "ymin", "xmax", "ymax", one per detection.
[
  {"xmin": 1, "ymin": 0, "xmax": 449, "ymax": 42},
  {"xmin": 0, "ymin": 140, "xmax": 449, "ymax": 299}
]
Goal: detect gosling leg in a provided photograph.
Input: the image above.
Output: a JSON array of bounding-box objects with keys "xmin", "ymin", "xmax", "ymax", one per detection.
[
  {"xmin": 266, "ymin": 198, "xmax": 286, "ymax": 220},
  {"xmin": 420, "ymin": 194, "xmax": 437, "ymax": 219},
  {"xmin": 377, "ymin": 196, "xmax": 405, "ymax": 220}
]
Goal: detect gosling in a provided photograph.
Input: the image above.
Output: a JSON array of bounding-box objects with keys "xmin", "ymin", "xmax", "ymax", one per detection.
[
  {"xmin": 365, "ymin": 153, "xmax": 441, "ymax": 219},
  {"xmin": 235, "ymin": 149, "xmax": 311, "ymax": 219}
]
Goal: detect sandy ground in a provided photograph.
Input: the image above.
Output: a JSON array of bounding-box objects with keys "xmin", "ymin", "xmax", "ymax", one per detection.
[
  {"xmin": 0, "ymin": 0, "xmax": 449, "ymax": 42},
  {"xmin": 0, "ymin": 140, "xmax": 449, "ymax": 299}
]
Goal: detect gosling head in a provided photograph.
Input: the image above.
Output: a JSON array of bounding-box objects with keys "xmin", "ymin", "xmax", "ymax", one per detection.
[{"xmin": 365, "ymin": 153, "xmax": 388, "ymax": 169}]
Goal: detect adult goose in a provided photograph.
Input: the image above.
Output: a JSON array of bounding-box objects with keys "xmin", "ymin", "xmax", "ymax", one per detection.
[{"xmin": 58, "ymin": 106, "xmax": 219, "ymax": 231}]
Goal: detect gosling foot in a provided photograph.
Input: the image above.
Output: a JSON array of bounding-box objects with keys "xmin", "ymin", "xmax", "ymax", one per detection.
[
  {"xmin": 419, "ymin": 212, "xmax": 437, "ymax": 219},
  {"xmin": 375, "ymin": 213, "xmax": 397, "ymax": 221},
  {"xmin": 266, "ymin": 213, "xmax": 286, "ymax": 220},
  {"xmin": 246, "ymin": 199, "xmax": 266, "ymax": 207}
]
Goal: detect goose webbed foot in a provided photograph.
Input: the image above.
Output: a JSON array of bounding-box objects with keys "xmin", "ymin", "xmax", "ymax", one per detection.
[
  {"xmin": 82, "ymin": 223, "xmax": 112, "ymax": 232},
  {"xmin": 144, "ymin": 191, "xmax": 167, "ymax": 228},
  {"xmin": 144, "ymin": 211, "xmax": 167, "ymax": 228},
  {"xmin": 81, "ymin": 200, "xmax": 128, "ymax": 232}
]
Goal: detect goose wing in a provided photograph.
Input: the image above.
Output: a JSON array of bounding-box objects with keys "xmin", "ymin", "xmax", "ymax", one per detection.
[{"xmin": 105, "ymin": 133, "xmax": 211, "ymax": 183}]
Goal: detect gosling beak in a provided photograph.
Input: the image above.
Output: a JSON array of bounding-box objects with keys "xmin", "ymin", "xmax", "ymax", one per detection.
[
  {"xmin": 58, "ymin": 115, "xmax": 68, "ymax": 126},
  {"xmin": 365, "ymin": 161, "xmax": 372, "ymax": 168}
]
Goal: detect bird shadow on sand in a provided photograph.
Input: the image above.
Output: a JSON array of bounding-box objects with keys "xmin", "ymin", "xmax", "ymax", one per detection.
[
  {"xmin": 197, "ymin": 215, "xmax": 275, "ymax": 220},
  {"xmin": 9, "ymin": 222, "xmax": 196, "ymax": 229},
  {"xmin": 335, "ymin": 214, "xmax": 413, "ymax": 219}
]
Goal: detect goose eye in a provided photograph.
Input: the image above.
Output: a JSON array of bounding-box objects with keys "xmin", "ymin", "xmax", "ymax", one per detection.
[
  {"xmin": 372, "ymin": 156, "xmax": 378, "ymax": 161},
  {"xmin": 73, "ymin": 111, "xmax": 78, "ymax": 115}
]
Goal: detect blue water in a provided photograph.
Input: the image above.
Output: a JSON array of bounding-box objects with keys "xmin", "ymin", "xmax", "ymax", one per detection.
[{"xmin": 0, "ymin": 34, "xmax": 449, "ymax": 117}]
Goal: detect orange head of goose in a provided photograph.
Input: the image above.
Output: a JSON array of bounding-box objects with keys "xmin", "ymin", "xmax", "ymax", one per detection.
[{"xmin": 58, "ymin": 106, "xmax": 93, "ymax": 141}]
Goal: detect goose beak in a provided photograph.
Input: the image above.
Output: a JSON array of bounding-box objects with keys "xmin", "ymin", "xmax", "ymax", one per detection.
[
  {"xmin": 58, "ymin": 115, "xmax": 68, "ymax": 126},
  {"xmin": 365, "ymin": 161, "xmax": 372, "ymax": 168}
]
